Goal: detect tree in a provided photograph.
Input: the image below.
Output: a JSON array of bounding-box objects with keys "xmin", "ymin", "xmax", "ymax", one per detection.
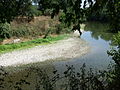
[
  {"xmin": 0, "ymin": 0, "xmax": 32, "ymax": 23},
  {"xmin": 36, "ymin": 0, "xmax": 120, "ymax": 33},
  {"xmin": 0, "ymin": 0, "xmax": 34, "ymax": 39},
  {"xmin": 107, "ymin": 0, "xmax": 120, "ymax": 32},
  {"xmin": 36, "ymin": 0, "xmax": 93, "ymax": 35}
]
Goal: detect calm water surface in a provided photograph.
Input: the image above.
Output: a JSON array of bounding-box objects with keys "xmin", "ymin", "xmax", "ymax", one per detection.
[{"xmin": 54, "ymin": 22, "xmax": 114, "ymax": 72}]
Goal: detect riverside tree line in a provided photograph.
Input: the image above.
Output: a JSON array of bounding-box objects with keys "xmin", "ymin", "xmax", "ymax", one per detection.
[{"xmin": 0, "ymin": 0, "xmax": 120, "ymax": 90}]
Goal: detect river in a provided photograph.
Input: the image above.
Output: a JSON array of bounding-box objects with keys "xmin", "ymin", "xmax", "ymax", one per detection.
[
  {"xmin": 0, "ymin": 22, "xmax": 116, "ymax": 90},
  {"xmin": 54, "ymin": 22, "xmax": 114, "ymax": 72}
]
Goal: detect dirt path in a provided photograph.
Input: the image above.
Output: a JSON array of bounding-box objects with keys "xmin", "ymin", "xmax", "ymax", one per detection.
[{"xmin": 0, "ymin": 36, "xmax": 90, "ymax": 67}]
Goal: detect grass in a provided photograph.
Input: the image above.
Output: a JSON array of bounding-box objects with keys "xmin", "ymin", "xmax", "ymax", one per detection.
[{"xmin": 0, "ymin": 34, "xmax": 70, "ymax": 54}]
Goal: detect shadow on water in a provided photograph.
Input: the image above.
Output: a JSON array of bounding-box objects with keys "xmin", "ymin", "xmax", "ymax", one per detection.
[
  {"xmin": 83, "ymin": 22, "xmax": 114, "ymax": 41},
  {"xmin": 0, "ymin": 62, "xmax": 119, "ymax": 90},
  {"xmin": 0, "ymin": 63, "xmax": 116, "ymax": 90},
  {"xmin": 0, "ymin": 22, "xmax": 117, "ymax": 90}
]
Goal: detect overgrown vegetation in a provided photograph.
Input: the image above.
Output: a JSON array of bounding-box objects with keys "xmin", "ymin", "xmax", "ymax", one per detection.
[
  {"xmin": 10, "ymin": 17, "xmax": 57, "ymax": 38},
  {"xmin": 0, "ymin": 0, "xmax": 33, "ymax": 23},
  {"xmin": 11, "ymin": 17, "xmax": 71, "ymax": 38},
  {"xmin": 0, "ymin": 23, "xmax": 11, "ymax": 39},
  {"xmin": 0, "ymin": 0, "xmax": 119, "ymax": 40},
  {"xmin": 30, "ymin": 5, "xmax": 42, "ymax": 16},
  {"xmin": 37, "ymin": 0, "xmax": 120, "ymax": 32},
  {"xmin": 107, "ymin": 32, "xmax": 120, "ymax": 67},
  {"xmin": 106, "ymin": 32, "xmax": 120, "ymax": 90},
  {"xmin": 0, "ymin": 16, "xmax": 72, "ymax": 46}
]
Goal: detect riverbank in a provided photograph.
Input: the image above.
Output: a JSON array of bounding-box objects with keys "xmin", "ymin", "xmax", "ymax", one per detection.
[
  {"xmin": 0, "ymin": 34, "xmax": 69, "ymax": 54},
  {"xmin": 0, "ymin": 35, "xmax": 90, "ymax": 67}
]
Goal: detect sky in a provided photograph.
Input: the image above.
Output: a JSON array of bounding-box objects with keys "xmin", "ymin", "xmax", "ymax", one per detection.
[
  {"xmin": 32, "ymin": 0, "xmax": 96, "ymax": 8},
  {"xmin": 81, "ymin": 0, "xmax": 95, "ymax": 8}
]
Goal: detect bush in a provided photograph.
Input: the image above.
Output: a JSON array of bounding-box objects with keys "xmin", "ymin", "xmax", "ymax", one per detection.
[
  {"xmin": 11, "ymin": 18, "xmax": 57, "ymax": 38},
  {"xmin": 55, "ymin": 24, "xmax": 71, "ymax": 34},
  {"xmin": 108, "ymin": 32, "xmax": 120, "ymax": 66},
  {"xmin": 59, "ymin": 12, "xmax": 66, "ymax": 22},
  {"xmin": 11, "ymin": 22, "xmax": 45, "ymax": 38},
  {"xmin": 0, "ymin": 22, "xmax": 11, "ymax": 39},
  {"xmin": 107, "ymin": 32, "xmax": 120, "ymax": 89},
  {"xmin": 11, "ymin": 25, "xmax": 31, "ymax": 38},
  {"xmin": 30, "ymin": 5, "xmax": 42, "ymax": 16},
  {"xmin": 43, "ymin": 9, "xmax": 53, "ymax": 16}
]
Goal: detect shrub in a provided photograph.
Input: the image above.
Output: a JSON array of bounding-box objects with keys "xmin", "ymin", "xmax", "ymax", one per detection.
[
  {"xmin": 11, "ymin": 25, "xmax": 32, "ymax": 38},
  {"xmin": 107, "ymin": 32, "xmax": 120, "ymax": 89},
  {"xmin": 55, "ymin": 24, "xmax": 71, "ymax": 34},
  {"xmin": 0, "ymin": 22, "xmax": 11, "ymax": 39},
  {"xmin": 59, "ymin": 12, "xmax": 66, "ymax": 23},
  {"xmin": 30, "ymin": 5, "xmax": 42, "ymax": 16},
  {"xmin": 43, "ymin": 9, "xmax": 53, "ymax": 16},
  {"xmin": 0, "ymin": 38, "xmax": 3, "ymax": 44},
  {"xmin": 10, "ymin": 16, "xmax": 70, "ymax": 39},
  {"xmin": 108, "ymin": 32, "xmax": 120, "ymax": 67}
]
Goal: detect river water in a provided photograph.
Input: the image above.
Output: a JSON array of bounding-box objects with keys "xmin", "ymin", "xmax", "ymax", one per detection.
[
  {"xmin": 0, "ymin": 22, "xmax": 116, "ymax": 90},
  {"xmin": 54, "ymin": 22, "xmax": 114, "ymax": 73}
]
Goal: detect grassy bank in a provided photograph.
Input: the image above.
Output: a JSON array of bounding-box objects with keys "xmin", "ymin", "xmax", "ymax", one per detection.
[{"xmin": 0, "ymin": 34, "xmax": 69, "ymax": 54}]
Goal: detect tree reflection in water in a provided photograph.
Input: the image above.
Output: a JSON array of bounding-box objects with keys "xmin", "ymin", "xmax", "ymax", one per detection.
[
  {"xmin": 83, "ymin": 22, "xmax": 115, "ymax": 41},
  {"xmin": 0, "ymin": 63, "xmax": 120, "ymax": 90}
]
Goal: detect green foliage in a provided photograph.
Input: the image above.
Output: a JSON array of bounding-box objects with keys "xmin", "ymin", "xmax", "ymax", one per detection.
[
  {"xmin": 38, "ymin": 0, "xmax": 90, "ymax": 30},
  {"xmin": 107, "ymin": 32, "xmax": 120, "ymax": 89},
  {"xmin": 37, "ymin": 0, "xmax": 120, "ymax": 32},
  {"xmin": 11, "ymin": 26, "xmax": 31, "ymax": 38},
  {"xmin": 86, "ymin": 0, "xmax": 120, "ymax": 32},
  {"xmin": 0, "ymin": 38, "xmax": 3, "ymax": 42},
  {"xmin": 0, "ymin": 0, "xmax": 119, "ymax": 35},
  {"xmin": 0, "ymin": 0, "xmax": 33, "ymax": 23},
  {"xmin": 0, "ymin": 0, "xmax": 119, "ymax": 37},
  {"xmin": 108, "ymin": 32, "xmax": 120, "ymax": 67},
  {"xmin": 107, "ymin": 0, "xmax": 120, "ymax": 32},
  {"xmin": 0, "ymin": 23, "xmax": 11, "ymax": 39},
  {"xmin": 29, "ymin": 5, "xmax": 42, "ymax": 16},
  {"xmin": 106, "ymin": 64, "xmax": 120, "ymax": 90},
  {"xmin": 111, "ymin": 32, "xmax": 120, "ymax": 46},
  {"xmin": 10, "ymin": 18, "xmax": 70, "ymax": 38},
  {"xmin": 59, "ymin": 12, "xmax": 66, "ymax": 23},
  {"xmin": 55, "ymin": 24, "xmax": 71, "ymax": 34},
  {"xmin": 11, "ymin": 20, "xmax": 46, "ymax": 38},
  {"xmin": 42, "ymin": 9, "xmax": 53, "ymax": 16}
]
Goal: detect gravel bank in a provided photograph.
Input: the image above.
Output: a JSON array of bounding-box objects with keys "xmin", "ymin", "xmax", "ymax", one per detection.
[{"xmin": 0, "ymin": 37, "xmax": 90, "ymax": 66}]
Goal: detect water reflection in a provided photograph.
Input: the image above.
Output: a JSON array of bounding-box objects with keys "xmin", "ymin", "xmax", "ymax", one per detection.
[
  {"xmin": 0, "ymin": 22, "xmax": 116, "ymax": 90},
  {"xmin": 1, "ymin": 62, "xmax": 119, "ymax": 90},
  {"xmin": 0, "ymin": 64, "xmax": 111, "ymax": 90},
  {"xmin": 0, "ymin": 63, "xmax": 57, "ymax": 90},
  {"xmin": 83, "ymin": 22, "xmax": 114, "ymax": 41},
  {"xmin": 53, "ymin": 22, "xmax": 114, "ymax": 71}
]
